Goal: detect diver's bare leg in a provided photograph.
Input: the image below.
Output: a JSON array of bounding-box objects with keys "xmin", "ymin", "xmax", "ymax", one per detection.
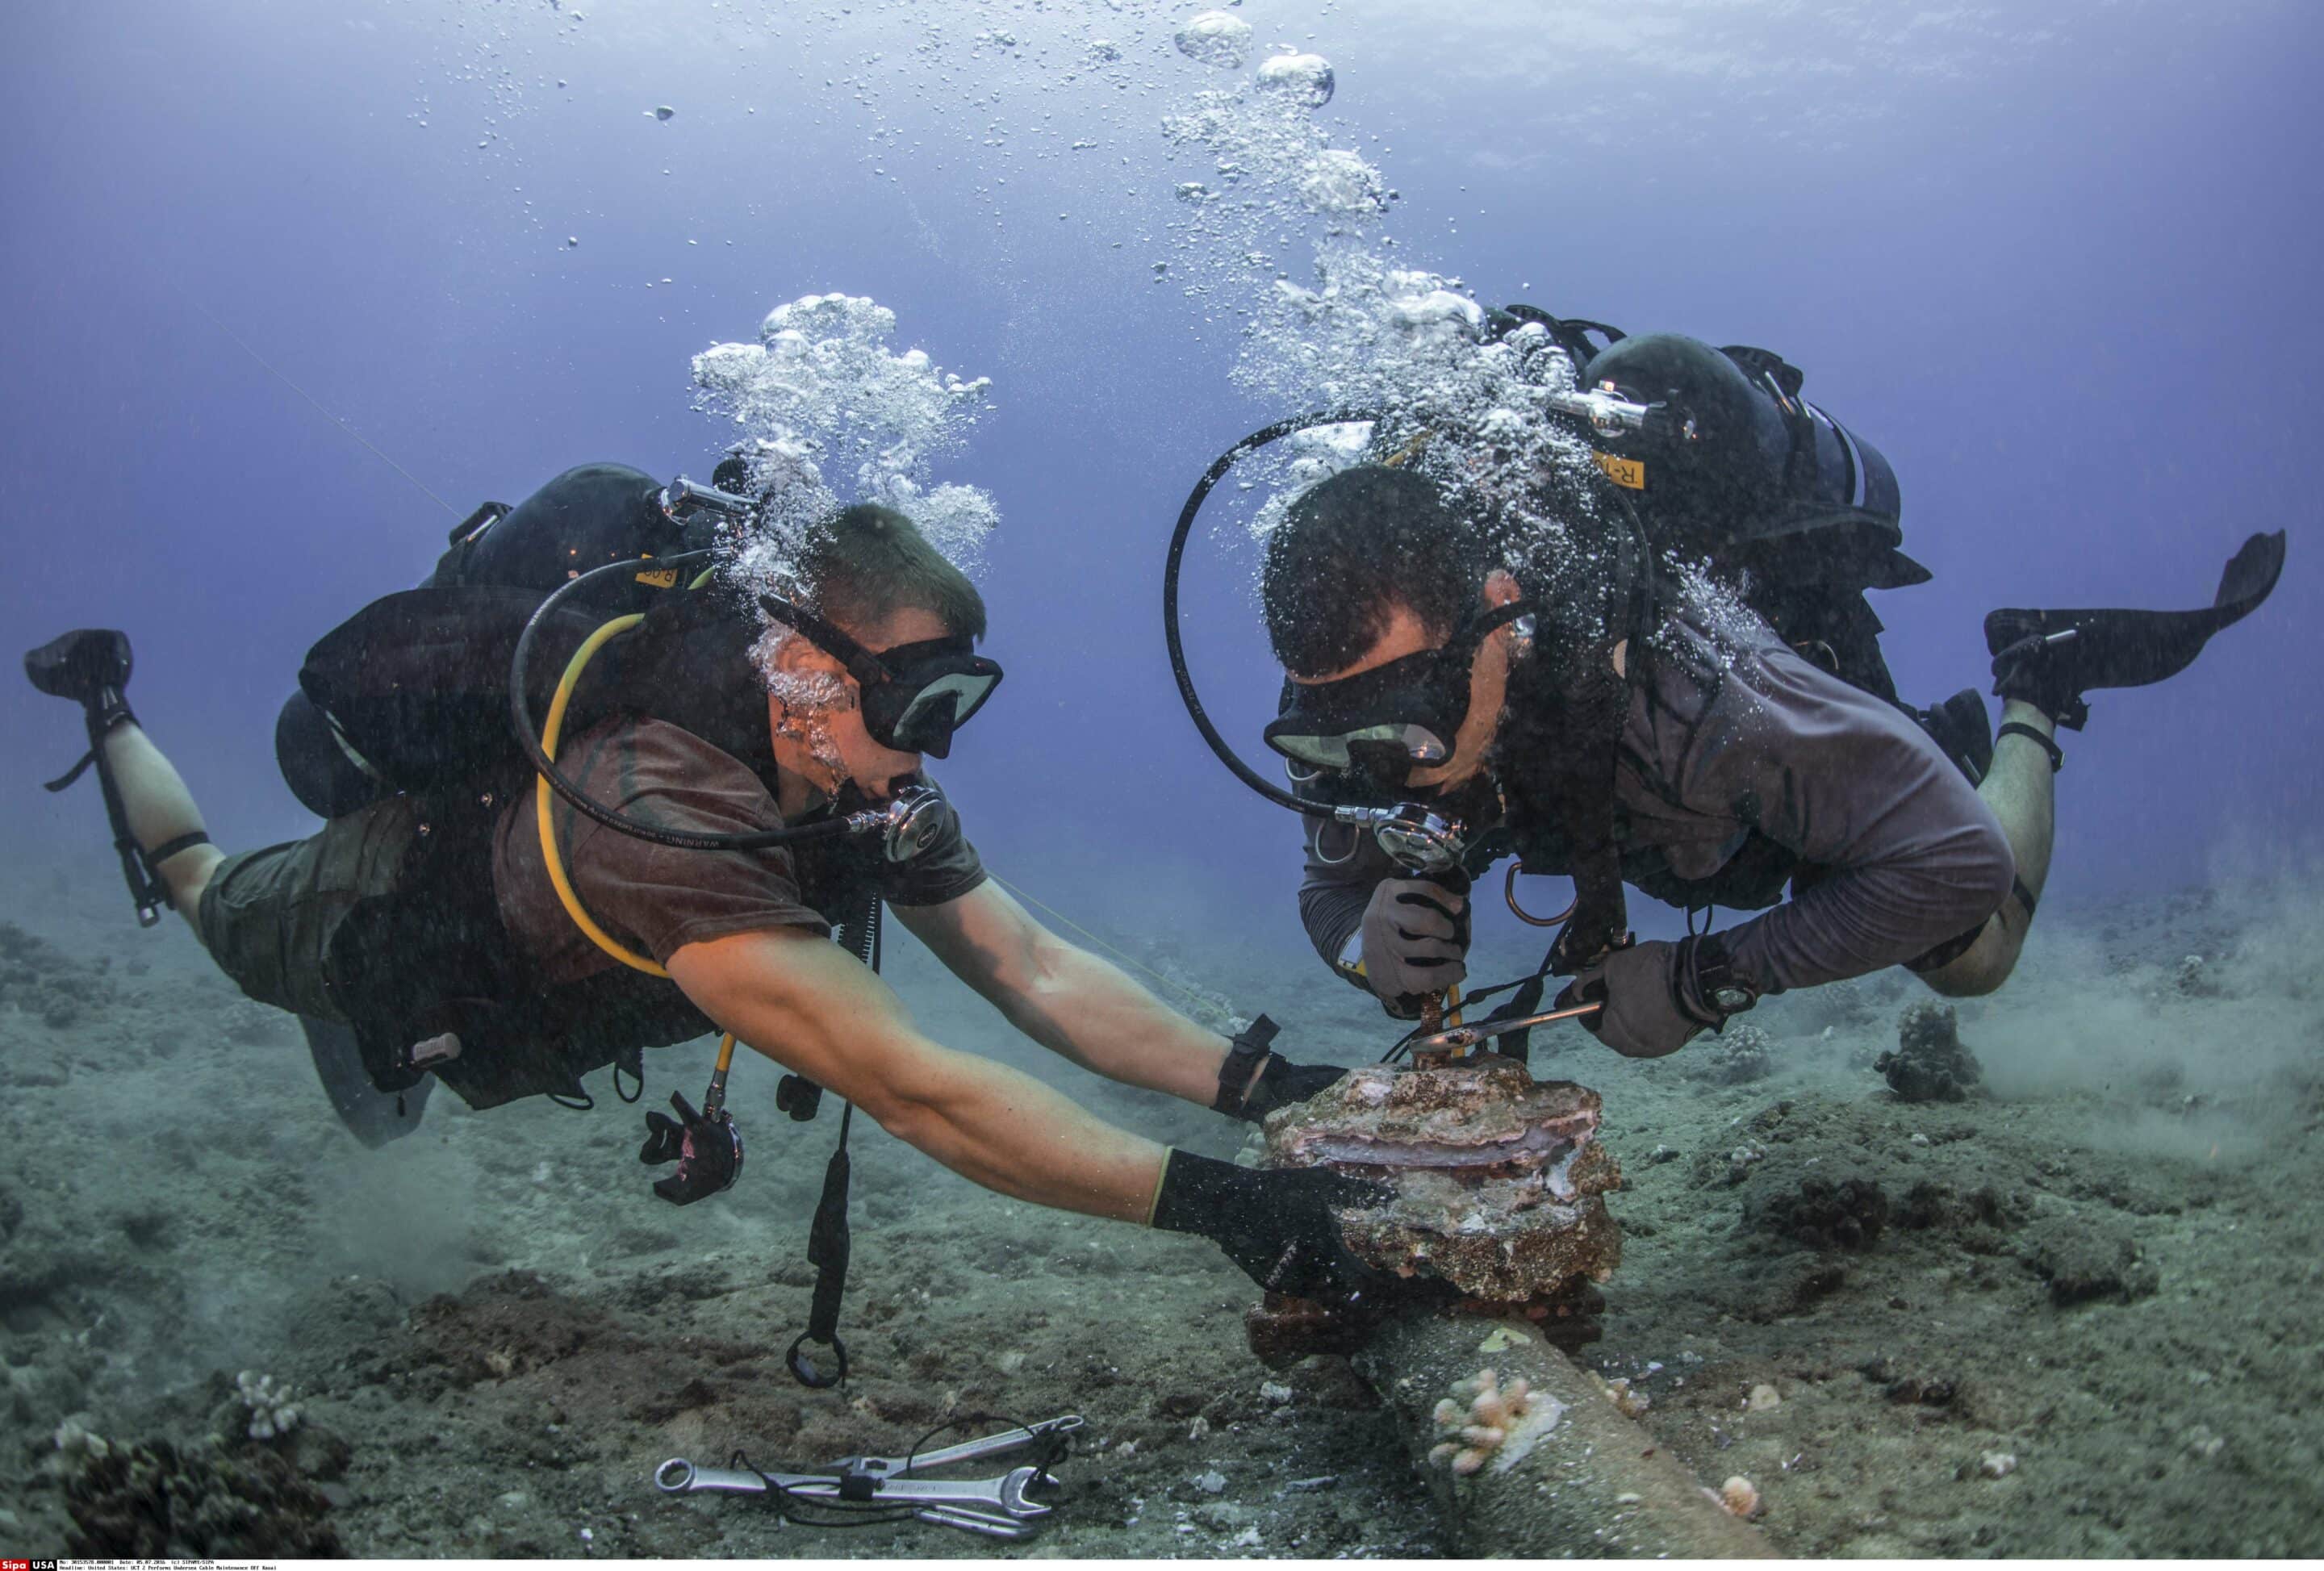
[
  {"xmin": 100, "ymin": 722, "xmax": 227, "ymax": 928},
  {"xmin": 1921, "ymin": 700, "xmax": 2056, "ymax": 997}
]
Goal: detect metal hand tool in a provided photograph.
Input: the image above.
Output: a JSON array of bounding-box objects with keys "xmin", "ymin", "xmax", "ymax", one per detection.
[
  {"xmin": 825, "ymin": 1413, "xmax": 1083, "ymax": 1482},
  {"xmin": 654, "ymin": 1460, "xmax": 1055, "ymax": 1519}
]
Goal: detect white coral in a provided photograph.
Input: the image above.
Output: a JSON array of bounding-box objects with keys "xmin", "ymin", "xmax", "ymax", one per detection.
[
  {"xmin": 1425, "ymin": 1366, "xmax": 1564, "ymax": 1477},
  {"xmin": 52, "ymin": 1413, "xmax": 111, "ymax": 1460},
  {"xmin": 236, "ymin": 1370, "xmax": 302, "ymax": 1441}
]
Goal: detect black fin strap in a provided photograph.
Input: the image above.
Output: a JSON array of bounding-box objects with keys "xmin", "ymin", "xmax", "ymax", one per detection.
[
  {"xmin": 2011, "ymin": 876, "xmax": 2039, "ymax": 922},
  {"xmin": 43, "ymin": 747, "xmax": 99, "ymax": 794},
  {"xmin": 1996, "ymin": 720, "xmax": 2063, "ymax": 773},
  {"xmin": 145, "ymin": 831, "xmax": 211, "ymax": 868}
]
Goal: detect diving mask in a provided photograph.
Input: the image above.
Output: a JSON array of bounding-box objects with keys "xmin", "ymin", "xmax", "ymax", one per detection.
[
  {"xmin": 758, "ymin": 595, "xmax": 1003, "ymax": 760},
  {"xmin": 1264, "ymin": 599, "xmax": 1532, "ymax": 785}
]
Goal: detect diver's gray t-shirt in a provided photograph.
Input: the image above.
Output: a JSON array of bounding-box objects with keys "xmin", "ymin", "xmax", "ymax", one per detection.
[{"xmin": 1296, "ymin": 615, "xmax": 2016, "ymax": 996}]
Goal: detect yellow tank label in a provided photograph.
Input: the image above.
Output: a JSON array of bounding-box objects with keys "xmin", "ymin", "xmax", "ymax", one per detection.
[
  {"xmin": 633, "ymin": 567, "xmax": 680, "ymax": 589},
  {"xmin": 1593, "ymin": 452, "xmax": 1646, "ymax": 490}
]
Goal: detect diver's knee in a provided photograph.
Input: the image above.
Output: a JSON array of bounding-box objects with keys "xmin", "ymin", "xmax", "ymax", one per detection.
[
  {"xmin": 1921, "ymin": 960, "xmax": 2000, "ymax": 999},
  {"xmin": 1919, "ymin": 935, "xmax": 2016, "ymax": 998}
]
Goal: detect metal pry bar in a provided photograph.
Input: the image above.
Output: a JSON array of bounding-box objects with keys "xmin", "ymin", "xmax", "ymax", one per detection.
[{"xmin": 1404, "ymin": 1000, "xmax": 1603, "ymax": 1055}]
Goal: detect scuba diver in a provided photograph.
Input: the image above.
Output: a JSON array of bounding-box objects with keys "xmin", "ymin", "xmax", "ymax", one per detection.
[
  {"xmin": 1169, "ymin": 320, "xmax": 2286, "ymax": 1057},
  {"xmin": 24, "ymin": 462, "xmax": 1384, "ymax": 1333}
]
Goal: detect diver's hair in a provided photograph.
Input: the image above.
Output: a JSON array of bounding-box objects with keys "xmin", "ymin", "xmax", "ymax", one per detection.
[
  {"xmin": 1260, "ymin": 466, "xmax": 1489, "ymax": 676},
  {"xmin": 800, "ymin": 503, "xmax": 987, "ymax": 642}
]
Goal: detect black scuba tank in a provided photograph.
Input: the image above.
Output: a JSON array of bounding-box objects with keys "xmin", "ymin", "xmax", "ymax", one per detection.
[
  {"xmin": 1578, "ymin": 333, "xmax": 1921, "ymax": 592},
  {"xmin": 426, "ymin": 462, "xmax": 703, "ymax": 596},
  {"xmin": 276, "ymin": 463, "xmax": 718, "ymax": 817}
]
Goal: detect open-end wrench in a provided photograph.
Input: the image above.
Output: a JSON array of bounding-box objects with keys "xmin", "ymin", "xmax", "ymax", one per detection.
[
  {"xmin": 785, "ymin": 1464, "xmax": 1055, "ymax": 1518},
  {"xmin": 654, "ymin": 1459, "xmax": 828, "ymax": 1497},
  {"xmin": 657, "ymin": 1459, "xmax": 1055, "ymax": 1520},
  {"xmin": 827, "ymin": 1414, "xmax": 1084, "ymax": 1481}
]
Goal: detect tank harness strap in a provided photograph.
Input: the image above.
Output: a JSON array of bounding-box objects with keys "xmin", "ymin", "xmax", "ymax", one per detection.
[{"xmin": 1540, "ymin": 581, "xmax": 1638, "ymax": 976}]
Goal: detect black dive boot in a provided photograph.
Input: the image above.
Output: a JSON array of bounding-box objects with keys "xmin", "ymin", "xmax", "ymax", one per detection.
[
  {"xmin": 1918, "ymin": 687, "xmax": 1996, "ymax": 786},
  {"xmin": 1985, "ymin": 531, "xmax": 2286, "ymax": 731}
]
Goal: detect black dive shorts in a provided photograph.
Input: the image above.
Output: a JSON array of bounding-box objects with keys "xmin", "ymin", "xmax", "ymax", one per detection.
[{"xmin": 194, "ymin": 797, "xmax": 418, "ymax": 1021}]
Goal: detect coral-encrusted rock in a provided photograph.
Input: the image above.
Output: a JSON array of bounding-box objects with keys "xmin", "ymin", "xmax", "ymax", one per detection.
[
  {"xmin": 1261, "ymin": 1057, "xmax": 1623, "ymax": 1307},
  {"xmin": 64, "ymin": 1438, "xmax": 341, "ymax": 1558},
  {"xmin": 1753, "ymin": 1176, "xmax": 1890, "ymax": 1252},
  {"xmin": 1876, "ymin": 1001, "xmax": 1983, "ymax": 1102},
  {"xmin": 1684, "ymin": 1022, "xmax": 1773, "ymax": 1085}
]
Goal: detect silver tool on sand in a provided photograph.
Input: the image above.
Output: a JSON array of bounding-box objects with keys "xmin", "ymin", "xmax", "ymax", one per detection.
[{"xmin": 654, "ymin": 1412, "xmax": 1078, "ymax": 1540}]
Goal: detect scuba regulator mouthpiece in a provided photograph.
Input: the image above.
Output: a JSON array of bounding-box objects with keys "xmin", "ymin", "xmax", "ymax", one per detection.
[
  {"xmin": 847, "ymin": 783, "xmax": 954, "ymax": 863},
  {"xmin": 1327, "ymin": 802, "xmax": 1469, "ymax": 877}
]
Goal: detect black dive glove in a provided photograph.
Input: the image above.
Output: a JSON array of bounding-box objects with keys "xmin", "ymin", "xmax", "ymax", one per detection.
[
  {"xmin": 1553, "ymin": 935, "xmax": 1757, "ymax": 1059},
  {"xmin": 1150, "ymin": 1149, "xmax": 1392, "ymax": 1303},
  {"xmin": 1213, "ymin": 1014, "xmax": 1348, "ymax": 1123}
]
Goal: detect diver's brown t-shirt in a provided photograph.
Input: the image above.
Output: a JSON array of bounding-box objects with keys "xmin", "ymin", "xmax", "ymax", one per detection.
[{"xmin": 491, "ymin": 717, "xmax": 984, "ymax": 984}]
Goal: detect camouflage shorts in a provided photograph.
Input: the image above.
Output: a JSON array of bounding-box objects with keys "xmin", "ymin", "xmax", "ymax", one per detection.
[{"xmin": 194, "ymin": 796, "xmax": 418, "ymax": 1021}]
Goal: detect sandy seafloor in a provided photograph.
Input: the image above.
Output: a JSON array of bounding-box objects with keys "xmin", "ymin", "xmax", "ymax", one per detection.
[{"xmin": 2, "ymin": 850, "xmax": 2321, "ymax": 1560}]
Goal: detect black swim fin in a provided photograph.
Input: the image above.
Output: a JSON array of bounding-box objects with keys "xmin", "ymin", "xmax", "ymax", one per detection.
[
  {"xmin": 25, "ymin": 628, "xmax": 135, "ymax": 721},
  {"xmin": 1985, "ymin": 530, "xmax": 2286, "ymax": 729}
]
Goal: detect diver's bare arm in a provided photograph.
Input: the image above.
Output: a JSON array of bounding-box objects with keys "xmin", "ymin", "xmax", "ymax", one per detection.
[
  {"xmin": 895, "ymin": 882, "xmax": 1231, "ymax": 1107},
  {"xmin": 667, "ymin": 926, "xmax": 1164, "ymax": 1221}
]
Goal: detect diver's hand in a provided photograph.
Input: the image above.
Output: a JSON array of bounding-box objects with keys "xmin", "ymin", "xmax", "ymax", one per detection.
[
  {"xmin": 1554, "ymin": 940, "xmax": 1704, "ymax": 1059},
  {"xmin": 1149, "ymin": 1150, "xmax": 1392, "ymax": 1303},
  {"xmin": 1355, "ymin": 878, "xmax": 1469, "ymax": 1017},
  {"xmin": 1231, "ymin": 1055, "xmax": 1349, "ymax": 1123}
]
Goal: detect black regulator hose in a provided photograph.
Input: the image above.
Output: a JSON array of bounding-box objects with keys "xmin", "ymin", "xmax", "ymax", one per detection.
[
  {"xmin": 1163, "ymin": 411, "xmax": 1379, "ymax": 817},
  {"xmin": 508, "ymin": 552, "xmax": 866, "ymax": 854}
]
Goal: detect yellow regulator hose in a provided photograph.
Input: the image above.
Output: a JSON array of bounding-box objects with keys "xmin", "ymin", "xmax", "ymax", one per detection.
[
  {"xmin": 535, "ymin": 612, "xmax": 663, "ymax": 976},
  {"xmin": 532, "ymin": 601, "xmax": 740, "ymax": 1072}
]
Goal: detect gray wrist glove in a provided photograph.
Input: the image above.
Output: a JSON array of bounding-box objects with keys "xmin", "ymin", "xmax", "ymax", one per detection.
[
  {"xmin": 1554, "ymin": 940, "xmax": 1707, "ymax": 1059},
  {"xmin": 1352, "ymin": 878, "xmax": 1469, "ymax": 1018}
]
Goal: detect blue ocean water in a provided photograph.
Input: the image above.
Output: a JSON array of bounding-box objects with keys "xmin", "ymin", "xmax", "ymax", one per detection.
[
  {"xmin": 2, "ymin": 1, "xmax": 2314, "ymax": 948},
  {"xmin": 4, "ymin": 7, "xmax": 2323, "ymax": 1558}
]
